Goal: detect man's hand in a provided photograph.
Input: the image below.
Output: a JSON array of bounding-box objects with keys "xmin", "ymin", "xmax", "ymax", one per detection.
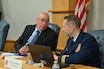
[
  {"xmin": 53, "ymin": 55, "xmax": 58, "ymax": 61},
  {"xmin": 19, "ymin": 46, "xmax": 29, "ymax": 54}
]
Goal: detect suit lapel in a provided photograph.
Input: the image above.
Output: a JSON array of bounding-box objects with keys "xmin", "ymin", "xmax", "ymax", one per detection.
[
  {"xmin": 67, "ymin": 30, "xmax": 84, "ymax": 54},
  {"xmin": 35, "ymin": 28, "xmax": 49, "ymax": 43},
  {"xmin": 68, "ymin": 41, "xmax": 78, "ymax": 54}
]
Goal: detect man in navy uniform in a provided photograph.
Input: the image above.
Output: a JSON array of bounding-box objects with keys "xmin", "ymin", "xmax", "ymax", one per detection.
[{"xmin": 54, "ymin": 15, "xmax": 100, "ymax": 68}]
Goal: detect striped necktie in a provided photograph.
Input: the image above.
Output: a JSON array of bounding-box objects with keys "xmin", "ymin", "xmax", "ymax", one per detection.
[{"xmin": 30, "ymin": 30, "xmax": 40, "ymax": 44}]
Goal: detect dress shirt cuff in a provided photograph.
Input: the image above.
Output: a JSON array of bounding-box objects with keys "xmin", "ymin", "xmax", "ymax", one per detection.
[
  {"xmin": 52, "ymin": 51, "xmax": 56, "ymax": 55},
  {"xmin": 61, "ymin": 55, "xmax": 69, "ymax": 63}
]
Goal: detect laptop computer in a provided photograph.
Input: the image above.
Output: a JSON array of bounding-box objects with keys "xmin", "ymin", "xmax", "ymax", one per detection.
[
  {"xmin": 28, "ymin": 44, "xmax": 54, "ymax": 67},
  {"xmin": 28, "ymin": 44, "xmax": 70, "ymax": 68}
]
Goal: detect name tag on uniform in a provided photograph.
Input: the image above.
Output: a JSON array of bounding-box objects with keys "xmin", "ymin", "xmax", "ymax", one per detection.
[{"xmin": 4, "ymin": 57, "xmax": 22, "ymax": 69}]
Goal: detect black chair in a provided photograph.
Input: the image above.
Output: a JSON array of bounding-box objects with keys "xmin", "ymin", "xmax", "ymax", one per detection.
[
  {"xmin": 48, "ymin": 23, "xmax": 60, "ymax": 36},
  {"xmin": 48, "ymin": 23, "xmax": 60, "ymax": 51},
  {"xmin": 0, "ymin": 12, "xmax": 1, "ymax": 21},
  {"xmin": 0, "ymin": 21, "xmax": 10, "ymax": 51},
  {"xmin": 89, "ymin": 30, "xmax": 104, "ymax": 68}
]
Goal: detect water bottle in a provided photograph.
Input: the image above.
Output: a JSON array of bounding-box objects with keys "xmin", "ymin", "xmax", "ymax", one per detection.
[
  {"xmin": 27, "ymin": 60, "xmax": 35, "ymax": 65},
  {"xmin": 52, "ymin": 61, "xmax": 60, "ymax": 69}
]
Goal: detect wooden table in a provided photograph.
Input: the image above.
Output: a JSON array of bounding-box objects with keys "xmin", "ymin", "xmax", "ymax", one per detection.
[
  {"xmin": 0, "ymin": 56, "xmax": 100, "ymax": 69},
  {"xmin": 0, "ymin": 59, "xmax": 100, "ymax": 69}
]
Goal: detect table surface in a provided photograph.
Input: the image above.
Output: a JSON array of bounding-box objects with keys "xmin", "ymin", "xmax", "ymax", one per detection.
[{"xmin": 0, "ymin": 54, "xmax": 100, "ymax": 69}]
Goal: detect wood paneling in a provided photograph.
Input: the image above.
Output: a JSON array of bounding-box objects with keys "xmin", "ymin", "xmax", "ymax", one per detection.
[
  {"xmin": 52, "ymin": 13, "xmax": 74, "ymax": 50},
  {"xmin": 49, "ymin": 0, "xmax": 75, "ymax": 50},
  {"xmin": 4, "ymin": 40, "xmax": 16, "ymax": 52}
]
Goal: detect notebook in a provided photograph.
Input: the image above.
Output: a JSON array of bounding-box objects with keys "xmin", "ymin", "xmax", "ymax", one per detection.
[{"xmin": 28, "ymin": 44, "xmax": 54, "ymax": 67}]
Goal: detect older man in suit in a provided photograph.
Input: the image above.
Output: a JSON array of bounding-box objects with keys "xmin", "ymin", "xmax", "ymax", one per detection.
[
  {"xmin": 54, "ymin": 15, "xmax": 101, "ymax": 68},
  {"xmin": 14, "ymin": 12, "xmax": 58, "ymax": 55}
]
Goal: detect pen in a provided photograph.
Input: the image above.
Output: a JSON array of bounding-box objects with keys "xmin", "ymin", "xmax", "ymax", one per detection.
[{"xmin": 24, "ymin": 43, "xmax": 29, "ymax": 48}]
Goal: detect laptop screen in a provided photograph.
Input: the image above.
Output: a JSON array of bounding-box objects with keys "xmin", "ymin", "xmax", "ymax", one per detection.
[{"xmin": 28, "ymin": 44, "xmax": 54, "ymax": 67}]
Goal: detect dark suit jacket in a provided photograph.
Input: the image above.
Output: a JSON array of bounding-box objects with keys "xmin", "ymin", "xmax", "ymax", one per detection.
[
  {"xmin": 15, "ymin": 25, "xmax": 58, "ymax": 52},
  {"xmin": 59, "ymin": 30, "xmax": 100, "ymax": 67}
]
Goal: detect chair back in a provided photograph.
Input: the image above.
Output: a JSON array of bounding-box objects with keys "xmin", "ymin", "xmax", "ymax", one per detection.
[
  {"xmin": 0, "ymin": 21, "xmax": 10, "ymax": 51},
  {"xmin": 89, "ymin": 30, "xmax": 104, "ymax": 68},
  {"xmin": 48, "ymin": 23, "xmax": 60, "ymax": 36},
  {"xmin": 0, "ymin": 12, "xmax": 1, "ymax": 21}
]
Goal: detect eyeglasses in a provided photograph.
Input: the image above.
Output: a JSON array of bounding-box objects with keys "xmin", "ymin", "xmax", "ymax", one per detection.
[{"xmin": 39, "ymin": 18, "xmax": 49, "ymax": 23}]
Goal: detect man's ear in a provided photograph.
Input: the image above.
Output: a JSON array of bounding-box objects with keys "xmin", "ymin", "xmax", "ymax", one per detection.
[{"xmin": 69, "ymin": 25, "xmax": 74, "ymax": 32}]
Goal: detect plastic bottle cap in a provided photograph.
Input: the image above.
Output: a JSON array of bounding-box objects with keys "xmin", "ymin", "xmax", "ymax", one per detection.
[{"xmin": 54, "ymin": 61, "xmax": 58, "ymax": 63}]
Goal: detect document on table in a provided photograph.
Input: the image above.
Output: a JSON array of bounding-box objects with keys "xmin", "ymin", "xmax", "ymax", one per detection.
[
  {"xmin": 0, "ymin": 52, "xmax": 24, "ymax": 58},
  {"xmin": 7, "ymin": 55, "xmax": 24, "ymax": 58},
  {"xmin": 1, "ymin": 52, "xmax": 16, "ymax": 56}
]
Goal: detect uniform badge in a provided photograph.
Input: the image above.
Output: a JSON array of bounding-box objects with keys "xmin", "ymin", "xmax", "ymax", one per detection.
[{"xmin": 75, "ymin": 43, "xmax": 82, "ymax": 52}]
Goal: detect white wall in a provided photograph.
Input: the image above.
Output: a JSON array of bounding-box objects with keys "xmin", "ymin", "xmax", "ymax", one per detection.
[
  {"xmin": 0, "ymin": 0, "xmax": 2, "ymax": 11},
  {"xmin": 87, "ymin": 0, "xmax": 104, "ymax": 31},
  {"xmin": 1, "ymin": 0, "xmax": 104, "ymax": 40},
  {"xmin": 1, "ymin": 0, "xmax": 52, "ymax": 40}
]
